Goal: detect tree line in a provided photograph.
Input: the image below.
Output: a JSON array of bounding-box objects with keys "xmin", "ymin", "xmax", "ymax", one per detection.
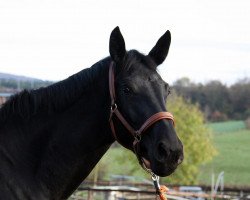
[
  {"xmin": 0, "ymin": 79, "xmax": 53, "ymax": 92},
  {"xmin": 172, "ymin": 77, "xmax": 250, "ymax": 121}
]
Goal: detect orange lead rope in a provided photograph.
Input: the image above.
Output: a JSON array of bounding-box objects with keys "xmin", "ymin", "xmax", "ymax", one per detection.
[
  {"xmin": 158, "ymin": 185, "xmax": 169, "ymax": 200},
  {"xmin": 152, "ymin": 175, "xmax": 169, "ymax": 200}
]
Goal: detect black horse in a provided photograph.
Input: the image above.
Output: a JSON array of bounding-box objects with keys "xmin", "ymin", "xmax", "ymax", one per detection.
[{"xmin": 0, "ymin": 27, "xmax": 183, "ymax": 200}]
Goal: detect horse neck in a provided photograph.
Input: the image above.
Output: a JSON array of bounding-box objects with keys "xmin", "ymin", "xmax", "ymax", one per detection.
[
  {"xmin": 1, "ymin": 58, "xmax": 115, "ymax": 199},
  {"xmin": 38, "ymin": 60, "xmax": 115, "ymax": 199}
]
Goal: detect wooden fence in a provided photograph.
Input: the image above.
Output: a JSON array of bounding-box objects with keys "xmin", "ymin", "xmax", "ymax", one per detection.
[{"xmin": 68, "ymin": 182, "xmax": 250, "ymax": 200}]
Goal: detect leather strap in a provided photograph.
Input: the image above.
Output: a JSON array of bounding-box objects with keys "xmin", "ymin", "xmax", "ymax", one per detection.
[{"xmin": 137, "ymin": 112, "xmax": 174, "ymax": 135}]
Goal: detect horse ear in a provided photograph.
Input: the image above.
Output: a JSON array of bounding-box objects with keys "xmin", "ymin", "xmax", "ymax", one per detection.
[
  {"xmin": 148, "ymin": 30, "xmax": 171, "ymax": 66},
  {"xmin": 109, "ymin": 26, "xmax": 126, "ymax": 63}
]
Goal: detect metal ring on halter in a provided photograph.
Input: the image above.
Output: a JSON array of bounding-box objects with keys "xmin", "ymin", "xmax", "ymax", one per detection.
[
  {"xmin": 134, "ymin": 133, "xmax": 141, "ymax": 142},
  {"xmin": 110, "ymin": 103, "xmax": 117, "ymax": 111},
  {"xmin": 151, "ymin": 173, "xmax": 159, "ymax": 181}
]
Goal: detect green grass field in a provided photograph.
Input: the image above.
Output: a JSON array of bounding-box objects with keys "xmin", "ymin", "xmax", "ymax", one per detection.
[
  {"xmin": 199, "ymin": 121, "xmax": 250, "ymax": 186},
  {"xmin": 207, "ymin": 120, "xmax": 246, "ymax": 133}
]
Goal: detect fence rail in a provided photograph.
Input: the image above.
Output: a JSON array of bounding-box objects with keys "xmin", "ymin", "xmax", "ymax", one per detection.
[
  {"xmin": 70, "ymin": 186, "xmax": 249, "ymax": 200},
  {"xmin": 69, "ymin": 181, "xmax": 250, "ymax": 200}
]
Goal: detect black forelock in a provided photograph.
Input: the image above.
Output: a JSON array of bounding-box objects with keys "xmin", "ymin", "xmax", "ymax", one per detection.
[{"xmin": 123, "ymin": 50, "xmax": 156, "ymax": 72}]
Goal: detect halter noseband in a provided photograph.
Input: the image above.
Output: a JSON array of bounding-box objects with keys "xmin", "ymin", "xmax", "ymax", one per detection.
[{"xmin": 108, "ymin": 61, "xmax": 175, "ymax": 150}]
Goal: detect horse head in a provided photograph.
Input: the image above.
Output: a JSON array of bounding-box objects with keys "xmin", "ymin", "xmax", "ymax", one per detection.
[{"xmin": 108, "ymin": 27, "xmax": 184, "ymax": 177}]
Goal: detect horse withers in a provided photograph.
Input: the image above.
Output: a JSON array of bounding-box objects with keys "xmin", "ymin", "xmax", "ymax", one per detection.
[{"xmin": 0, "ymin": 27, "xmax": 183, "ymax": 200}]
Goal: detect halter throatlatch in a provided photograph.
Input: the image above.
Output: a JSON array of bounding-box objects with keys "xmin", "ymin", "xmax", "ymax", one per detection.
[{"xmin": 109, "ymin": 61, "xmax": 174, "ymax": 200}]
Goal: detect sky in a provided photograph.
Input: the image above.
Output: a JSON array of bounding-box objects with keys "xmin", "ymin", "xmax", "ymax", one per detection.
[{"xmin": 0, "ymin": 0, "xmax": 249, "ymax": 85}]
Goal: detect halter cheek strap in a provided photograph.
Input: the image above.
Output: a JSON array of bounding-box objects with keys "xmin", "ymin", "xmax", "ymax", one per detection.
[{"xmin": 108, "ymin": 61, "xmax": 175, "ymax": 148}]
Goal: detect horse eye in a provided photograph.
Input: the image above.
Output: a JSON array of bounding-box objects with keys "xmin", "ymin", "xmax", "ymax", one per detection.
[{"xmin": 123, "ymin": 87, "xmax": 131, "ymax": 94}]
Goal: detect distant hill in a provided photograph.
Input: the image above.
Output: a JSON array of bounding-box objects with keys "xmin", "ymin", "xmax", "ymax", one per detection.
[
  {"xmin": 0, "ymin": 72, "xmax": 54, "ymax": 91},
  {"xmin": 0, "ymin": 72, "xmax": 44, "ymax": 82}
]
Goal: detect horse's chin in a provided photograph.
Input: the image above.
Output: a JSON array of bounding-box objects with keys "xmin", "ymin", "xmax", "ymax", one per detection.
[
  {"xmin": 141, "ymin": 157, "xmax": 177, "ymax": 177},
  {"xmin": 155, "ymin": 167, "xmax": 177, "ymax": 177}
]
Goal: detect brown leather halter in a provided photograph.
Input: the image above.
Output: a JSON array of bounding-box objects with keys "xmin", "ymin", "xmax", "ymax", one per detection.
[{"xmin": 108, "ymin": 61, "xmax": 175, "ymax": 151}]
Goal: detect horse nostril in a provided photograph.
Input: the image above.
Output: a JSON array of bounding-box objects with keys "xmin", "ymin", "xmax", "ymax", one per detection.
[
  {"xmin": 157, "ymin": 142, "xmax": 170, "ymax": 161},
  {"xmin": 156, "ymin": 142, "xmax": 183, "ymax": 165}
]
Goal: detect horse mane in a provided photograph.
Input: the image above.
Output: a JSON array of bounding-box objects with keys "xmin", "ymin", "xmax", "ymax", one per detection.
[
  {"xmin": 0, "ymin": 58, "xmax": 111, "ymax": 124},
  {"xmin": 0, "ymin": 51, "xmax": 153, "ymax": 124}
]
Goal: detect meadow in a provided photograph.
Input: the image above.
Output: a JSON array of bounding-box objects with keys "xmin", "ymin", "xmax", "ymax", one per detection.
[{"xmin": 198, "ymin": 121, "xmax": 250, "ymax": 186}]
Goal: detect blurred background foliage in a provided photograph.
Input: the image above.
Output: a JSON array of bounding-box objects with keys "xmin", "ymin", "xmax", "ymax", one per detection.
[{"xmin": 173, "ymin": 77, "xmax": 250, "ymax": 121}]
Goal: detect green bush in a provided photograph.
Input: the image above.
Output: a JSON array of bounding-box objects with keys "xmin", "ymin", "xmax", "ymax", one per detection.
[{"xmin": 165, "ymin": 95, "xmax": 217, "ymax": 184}]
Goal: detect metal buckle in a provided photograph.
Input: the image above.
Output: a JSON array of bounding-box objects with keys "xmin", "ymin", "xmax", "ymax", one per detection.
[
  {"xmin": 151, "ymin": 173, "xmax": 159, "ymax": 182},
  {"xmin": 134, "ymin": 132, "xmax": 141, "ymax": 142},
  {"xmin": 110, "ymin": 103, "xmax": 117, "ymax": 112},
  {"xmin": 151, "ymin": 173, "xmax": 161, "ymax": 194},
  {"xmin": 109, "ymin": 104, "xmax": 117, "ymax": 121}
]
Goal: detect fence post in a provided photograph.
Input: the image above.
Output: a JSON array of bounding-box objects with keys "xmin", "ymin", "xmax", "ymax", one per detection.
[
  {"xmin": 87, "ymin": 190, "xmax": 93, "ymax": 200},
  {"xmin": 211, "ymin": 172, "xmax": 215, "ymax": 200},
  {"xmin": 211, "ymin": 171, "xmax": 224, "ymax": 199}
]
